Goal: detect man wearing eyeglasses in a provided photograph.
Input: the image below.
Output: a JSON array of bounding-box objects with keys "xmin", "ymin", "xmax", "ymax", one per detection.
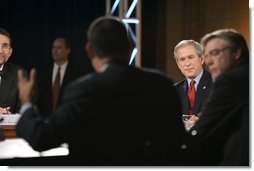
[
  {"xmin": 186, "ymin": 29, "xmax": 249, "ymax": 166},
  {"xmin": 0, "ymin": 28, "xmax": 27, "ymax": 114}
]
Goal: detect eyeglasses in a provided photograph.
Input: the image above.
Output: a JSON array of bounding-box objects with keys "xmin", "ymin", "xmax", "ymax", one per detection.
[{"xmin": 204, "ymin": 46, "xmax": 230, "ymax": 59}]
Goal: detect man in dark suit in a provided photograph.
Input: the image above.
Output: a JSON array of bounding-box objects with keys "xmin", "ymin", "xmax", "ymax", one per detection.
[
  {"xmin": 37, "ymin": 37, "xmax": 88, "ymax": 117},
  {"xmin": 16, "ymin": 16, "xmax": 186, "ymax": 166},
  {"xmin": 186, "ymin": 29, "xmax": 249, "ymax": 165},
  {"xmin": 174, "ymin": 40, "xmax": 213, "ymax": 127},
  {"xmin": 0, "ymin": 28, "xmax": 27, "ymax": 114}
]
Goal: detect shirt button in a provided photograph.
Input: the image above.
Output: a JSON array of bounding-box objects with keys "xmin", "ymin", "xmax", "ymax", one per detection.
[
  {"xmin": 181, "ymin": 144, "xmax": 187, "ymax": 149},
  {"xmin": 145, "ymin": 140, "xmax": 151, "ymax": 146}
]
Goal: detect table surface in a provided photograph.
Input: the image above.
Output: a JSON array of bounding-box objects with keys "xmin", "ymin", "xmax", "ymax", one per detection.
[{"xmin": 0, "ymin": 114, "xmax": 20, "ymax": 126}]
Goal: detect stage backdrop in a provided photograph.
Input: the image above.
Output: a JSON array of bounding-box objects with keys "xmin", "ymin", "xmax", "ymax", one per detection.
[{"xmin": 0, "ymin": 0, "xmax": 105, "ymax": 73}]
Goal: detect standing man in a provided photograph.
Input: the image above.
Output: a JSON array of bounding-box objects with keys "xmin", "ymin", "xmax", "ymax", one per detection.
[
  {"xmin": 174, "ymin": 40, "xmax": 213, "ymax": 118},
  {"xmin": 16, "ymin": 16, "xmax": 186, "ymax": 165},
  {"xmin": 37, "ymin": 37, "xmax": 87, "ymax": 117},
  {"xmin": 0, "ymin": 28, "xmax": 27, "ymax": 114},
  {"xmin": 187, "ymin": 29, "xmax": 249, "ymax": 165}
]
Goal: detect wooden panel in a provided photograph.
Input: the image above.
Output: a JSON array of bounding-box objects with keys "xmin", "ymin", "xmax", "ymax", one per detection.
[
  {"xmin": 2, "ymin": 125, "xmax": 16, "ymax": 139},
  {"xmin": 164, "ymin": 0, "xmax": 249, "ymax": 83}
]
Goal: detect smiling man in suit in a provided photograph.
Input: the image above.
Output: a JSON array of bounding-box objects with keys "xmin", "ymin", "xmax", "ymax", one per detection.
[
  {"xmin": 0, "ymin": 28, "xmax": 27, "ymax": 114},
  {"xmin": 174, "ymin": 40, "xmax": 213, "ymax": 119}
]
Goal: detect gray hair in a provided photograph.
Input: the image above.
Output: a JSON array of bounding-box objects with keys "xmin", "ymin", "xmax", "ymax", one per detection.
[
  {"xmin": 200, "ymin": 28, "xmax": 249, "ymax": 61},
  {"xmin": 173, "ymin": 39, "xmax": 203, "ymax": 59}
]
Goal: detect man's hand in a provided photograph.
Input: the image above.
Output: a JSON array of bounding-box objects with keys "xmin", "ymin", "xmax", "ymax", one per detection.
[
  {"xmin": 18, "ymin": 68, "xmax": 36, "ymax": 104},
  {"xmin": 0, "ymin": 107, "xmax": 11, "ymax": 114},
  {"xmin": 182, "ymin": 115, "xmax": 200, "ymax": 131}
]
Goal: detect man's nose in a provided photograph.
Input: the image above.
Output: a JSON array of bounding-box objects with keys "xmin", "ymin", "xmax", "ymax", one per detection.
[
  {"xmin": 0, "ymin": 46, "xmax": 3, "ymax": 53},
  {"xmin": 205, "ymin": 57, "xmax": 213, "ymax": 66},
  {"xmin": 185, "ymin": 59, "xmax": 191, "ymax": 66}
]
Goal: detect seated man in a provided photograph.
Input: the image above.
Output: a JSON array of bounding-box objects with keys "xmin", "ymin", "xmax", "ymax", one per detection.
[
  {"xmin": 186, "ymin": 29, "xmax": 249, "ymax": 166},
  {"xmin": 0, "ymin": 28, "xmax": 27, "ymax": 114}
]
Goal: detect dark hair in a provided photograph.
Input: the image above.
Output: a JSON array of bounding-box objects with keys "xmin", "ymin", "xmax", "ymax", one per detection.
[
  {"xmin": 201, "ymin": 28, "xmax": 249, "ymax": 61},
  {"xmin": 0, "ymin": 28, "xmax": 12, "ymax": 46},
  {"xmin": 53, "ymin": 37, "xmax": 71, "ymax": 49},
  {"xmin": 87, "ymin": 16, "xmax": 131, "ymax": 61}
]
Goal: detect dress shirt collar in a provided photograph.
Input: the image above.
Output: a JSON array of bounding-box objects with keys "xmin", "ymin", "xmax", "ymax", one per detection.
[
  {"xmin": 187, "ymin": 68, "xmax": 203, "ymax": 90},
  {"xmin": 52, "ymin": 61, "xmax": 68, "ymax": 85},
  {"xmin": 99, "ymin": 63, "xmax": 109, "ymax": 72}
]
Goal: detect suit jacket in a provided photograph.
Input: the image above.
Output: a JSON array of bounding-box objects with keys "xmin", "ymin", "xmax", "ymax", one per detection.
[
  {"xmin": 36, "ymin": 61, "xmax": 88, "ymax": 117},
  {"xmin": 186, "ymin": 61, "xmax": 249, "ymax": 166},
  {"xmin": 174, "ymin": 69, "xmax": 213, "ymax": 115},
  {"xmin": 0, "ymin": 62, "xmax": 27, "ymax": 113},
  {"xmin": 16, "ymin": 61, "xmax": 187, "ymax": 166}
]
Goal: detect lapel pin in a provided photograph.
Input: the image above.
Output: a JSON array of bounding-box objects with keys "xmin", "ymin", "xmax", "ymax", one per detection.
[{"xmin": 203, "ymin": 86, "xmax": 206, "ymax": 90}]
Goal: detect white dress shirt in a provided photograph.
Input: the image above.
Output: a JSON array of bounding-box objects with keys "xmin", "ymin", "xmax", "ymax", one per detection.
[{"xmin": 52, "ymin": 61, "xmax": 68, "ymax": 86}]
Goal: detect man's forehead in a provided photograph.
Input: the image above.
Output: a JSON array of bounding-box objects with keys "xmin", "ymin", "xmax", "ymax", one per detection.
[{"xmin": 0, "ymin": 34, "xmax": 10, "ymax": 43}]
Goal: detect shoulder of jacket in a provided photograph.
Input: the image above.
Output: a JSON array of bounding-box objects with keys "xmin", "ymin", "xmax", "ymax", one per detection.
[{"xmin": 174, "ymin": 79, "xmax": 186, "ymax": 87}]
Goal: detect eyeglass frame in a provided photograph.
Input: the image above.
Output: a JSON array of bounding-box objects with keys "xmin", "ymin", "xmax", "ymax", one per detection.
[{"xmin": 204, "ymin": 46, "xmax": 231, "ymax": 60}]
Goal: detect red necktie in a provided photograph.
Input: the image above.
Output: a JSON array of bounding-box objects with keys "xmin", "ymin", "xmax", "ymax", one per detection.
[
  {"xmin": 52, "ymin": 67, "xmax": 61, "ymax": 111},
  {"xmin": 188, "ymin": 79, "xmax": 195, "ymax": 115}
]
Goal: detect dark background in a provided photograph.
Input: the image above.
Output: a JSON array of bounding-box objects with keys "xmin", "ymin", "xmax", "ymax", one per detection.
[
  {"xmin": 0, "ymin": 0, "xmax": 248, "ymax": 82},
  {"xmin": 0, "ymin": 0, "xmax": 106, "ymax": 73}
]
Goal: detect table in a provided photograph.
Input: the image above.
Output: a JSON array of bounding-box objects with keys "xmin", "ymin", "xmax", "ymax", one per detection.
[
  {"xmin": 0, "ymin": 138, "xmax": 69, "ymax": 159},
  {"xmin": 0, "ymin": 114, "xmax": 20, "ymax": 138},
  {"xmin": 1, "ymin": 125, "xmax": 16, "ymax": 138},
  {"xmin": 0, "ymin": 115, "xmax": 69, "ymax": 165}
]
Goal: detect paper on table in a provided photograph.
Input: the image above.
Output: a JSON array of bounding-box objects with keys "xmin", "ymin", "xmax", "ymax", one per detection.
[
  {"xmin": 0, "ymin": 114, "xmax": 21, "ymax": 125},
  {"xmin": 0, "ymin": 138, "xmax": 69, "ymax": 159}
]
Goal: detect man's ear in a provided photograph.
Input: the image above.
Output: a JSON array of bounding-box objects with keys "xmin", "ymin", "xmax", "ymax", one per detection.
[
  {"xmin": 200, "ymin": 55, "xmax": 205, "ymax": 65},
  {"xmin": 8, "ymin": 48, "xmax": 13, "ymax": 58},
  {"xmin": 85, "ymin": 42, "xmax": 94, "ymax": 60},
  {"xmin": 235, "ymin": 48, "xmax": 242, "ymax": 60}
]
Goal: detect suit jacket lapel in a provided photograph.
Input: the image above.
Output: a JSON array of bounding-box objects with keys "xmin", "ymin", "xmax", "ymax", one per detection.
[
  {"xmin": 0, "ymin": 64, "xmax": 14, "ymax": 106},
  {"xmin": 194, "ymin": 81, "xmax": 205, "ymax": 114},
  {"xmin": 193, "ymin": 70, "xmax": 211, "ymax": 114},
  {"xmin": 181, "ymin": 80, "xmax": 189, "ymax": 115},
  {"xmin": 58, "ymin": 63, "xmax": 72, "ymax": 105},
  {"xmin": 61, "ymin": 63, "xmax": 71, "ymax": 89}
]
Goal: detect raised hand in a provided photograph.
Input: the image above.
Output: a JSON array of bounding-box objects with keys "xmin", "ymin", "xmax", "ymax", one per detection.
[{"xmin": 17, "ymin": 68, "xmax": 37, "ymax": 104}]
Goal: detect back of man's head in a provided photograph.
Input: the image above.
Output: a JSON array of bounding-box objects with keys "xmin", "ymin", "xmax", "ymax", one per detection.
[{"xmin": 87, "ymin": 16, "xmax": 131, "ymax": 62}]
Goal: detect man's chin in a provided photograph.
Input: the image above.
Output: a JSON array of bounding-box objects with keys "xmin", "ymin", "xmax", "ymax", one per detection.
[
  {"xmin": 185, "ymin": 73, "xmax": 195, "ymax": 79},
  {"xmin": 0, "ymin": 59, "xmax": 5, "ymax": 65}
]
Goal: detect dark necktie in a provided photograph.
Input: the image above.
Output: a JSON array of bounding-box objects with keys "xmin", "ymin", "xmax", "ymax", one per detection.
[
  {"xmin": 188, "ymin": 79, "xmax": 195, "ymax": 115},
  {"xmin": 52, "ymin": 67, "xmax": 61, "ymax": 111}
]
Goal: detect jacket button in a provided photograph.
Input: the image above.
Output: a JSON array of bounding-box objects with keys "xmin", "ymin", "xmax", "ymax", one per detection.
[
  {"xmin": 145, "ymin": 140, "xmax": 151, "ymax": 146},
  {"xmin": 191, "ymin": 130, "xmax": 197, "ymax": 136},
  {"xmin": 181, "ymin": 144, "xmax": 187, "ymax": 149}
]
